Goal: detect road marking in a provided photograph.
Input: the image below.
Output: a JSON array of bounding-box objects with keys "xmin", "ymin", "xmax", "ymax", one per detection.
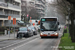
[
  {"xmin": 11, "ymin": 38, "xmax": 39, "ymax": 50},
  {"xmin": 0, "ymin": 48, "xmax": 2, "ymax": 50},
  {"xmin": 0, "ymin": 35, "xmax": 39, "ymax": 50},
  {"xmin": 52, "ymin": 27, "xmax": 64, "ymax": 50}
]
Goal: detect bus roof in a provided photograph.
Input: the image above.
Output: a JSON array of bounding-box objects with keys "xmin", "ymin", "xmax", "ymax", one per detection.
[
  {"xmin": 40, "ymin": 17, "xmax": 58, "ymax": 21},
  {"xmin": 41, "ymin": 17, "xmax": 58, "ymax": 18}
]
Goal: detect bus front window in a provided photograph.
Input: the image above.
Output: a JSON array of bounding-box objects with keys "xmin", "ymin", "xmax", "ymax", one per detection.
[{"xmin": 41, "ymin": 21, "xmax": 58, "ymax": 31}]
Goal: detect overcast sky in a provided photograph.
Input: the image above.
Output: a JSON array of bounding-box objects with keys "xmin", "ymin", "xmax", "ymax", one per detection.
[{"xmin": 46, "ymin": 0, "xmax": 55, "ymax": 3}]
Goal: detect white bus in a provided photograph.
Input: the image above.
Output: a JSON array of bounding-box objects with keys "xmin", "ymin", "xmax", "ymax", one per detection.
[{"xmin": 40, "ymin": 17, "xmax": 60, "ymax": 38}]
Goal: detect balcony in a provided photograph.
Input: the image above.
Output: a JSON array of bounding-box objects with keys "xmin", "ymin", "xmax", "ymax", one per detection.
[
  {"xmin": 39, "ymin": 11, "xmax": 45, "ymax": 14},
  {"xmin": 0, "ymin": 11, "xmax": 5, "ymax": 15},
  {"xmin": 0, "ymin": 2, "xmax": 7, "ymax": 7},
  {"xmin": 42, "ymin": 0, "xmax": 46, "ymax": 4},
  {"xmin": 0, "ymin": 0, "xmax": 4, "ymax": 2},
  {"xmin": 36, "ymin": 6, "xmax": 44, "ymax": 10},
  {"xmin": 0, "ymin": 2, "xmax": 21, "ymax": 10},
  {"xmin": 0, "ymin": 15, "xmax": 8, "ymax": 18},
  {"xmin": 0, "ymin": 11, "xmax": 8, "ymax": 18},
  {"xmin": 5, "ymin": 14, "xmax": 21, "ymax": 18},
  {"xmin": 35, "ymin": 1, "xmax": 45, "ymax": 7},
  {"xmin": 8, "ymin": 3, "xmax": 21, "ymax": 10}
]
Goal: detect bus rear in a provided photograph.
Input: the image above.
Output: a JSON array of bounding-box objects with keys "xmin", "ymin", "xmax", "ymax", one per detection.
[{"xmin": 40, "ymin": 17, "xmax": 59, "ymax": 38}]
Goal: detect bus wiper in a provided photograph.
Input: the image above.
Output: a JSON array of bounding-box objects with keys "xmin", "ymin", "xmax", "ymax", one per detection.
[{"xmin": 53, "ymin": 22, "xmax": 57, "ymax": 29}]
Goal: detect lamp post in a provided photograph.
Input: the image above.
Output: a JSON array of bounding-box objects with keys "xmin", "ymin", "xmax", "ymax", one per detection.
[
  {"xmin": 7, "ymin": 2, "xmax": 11, "ymax": 38},
  {"xmin": 23, "ymin": 15, "xmax": 26, "ymax": 25}
]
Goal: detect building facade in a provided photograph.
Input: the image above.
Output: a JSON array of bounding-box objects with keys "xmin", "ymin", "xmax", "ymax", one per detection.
[
  {"xmin": 35, "ymin": 0, "xmax": 46, "ymax": 17},
  {"xmin": 0, "ymin": 0, "xmax": 21, "ymax": 26}
]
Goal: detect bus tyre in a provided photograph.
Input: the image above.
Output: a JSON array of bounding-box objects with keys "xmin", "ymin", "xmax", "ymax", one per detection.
[
  {"xmin": 56, "ymin": 36, "xmax": 58, "ymax": 38},
  {"xmin": 41, "ymin": 37, "xmax": 44, "ymax": 38}
]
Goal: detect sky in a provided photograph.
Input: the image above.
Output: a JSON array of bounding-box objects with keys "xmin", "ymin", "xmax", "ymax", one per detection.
[{"xmin": 46, "ymin": 0, "xmax": 54, "ymax": 3}]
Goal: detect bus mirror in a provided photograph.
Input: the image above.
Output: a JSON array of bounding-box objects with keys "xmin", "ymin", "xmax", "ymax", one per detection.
[
  {"xmin": 58, "ymin": 22, "xmax": 59, "ymax": 25},
  {"xmin": 35, "ymin": 20, "xmax": 38, "ymax": 22}
]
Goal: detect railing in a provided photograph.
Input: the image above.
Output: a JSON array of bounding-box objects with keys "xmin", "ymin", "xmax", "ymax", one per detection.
[
  {"xmin": 8, "ymin": 3, "xmax": 21, "ymax": 9},
  {"xmin": 0, "ymin": 2, "xmax": 7, "ymax": 7},
  {"xmin": 0, "ymin": 0, "xmax": 4, "ymax": 2},
  {"xmin": 36, "ymin": 2, "xmax": 45, "ymax": 8},
  {"xmin": 0, "ymin": 11, "xmax": 5, "ymax": 15},
  {"xmin": 0, "ymin": 2, "xmax": 21, "ymax": 10},
  {"xmin": 5, "ymin": 14, "xmax": 21, "ymax": 18},
  {"xmin": 42, "ymin": 0, "xmax": 46, "ymax": 4}
]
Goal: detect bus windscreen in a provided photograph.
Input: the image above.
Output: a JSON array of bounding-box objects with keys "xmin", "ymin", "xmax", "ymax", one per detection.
[{"xmin": 41, "ymin": 18, "xmax": 58, "ymax": 31}]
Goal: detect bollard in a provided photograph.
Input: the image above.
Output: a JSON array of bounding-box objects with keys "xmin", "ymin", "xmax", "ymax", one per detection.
[
  {"xmin": 5, "ymin": 30, "xmax": 7, "ymax": 35},
  {"xmin": 18, "ymin": 34, "xmax": 22, "ymax": 39}
]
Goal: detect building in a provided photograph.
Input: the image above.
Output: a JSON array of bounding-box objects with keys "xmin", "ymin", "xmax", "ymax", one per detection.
[
  {"xmin": 0, "ymin": 0, "xmax": 21, "ymax": 26},
  {"xmin": 21, "ymin": 0, "xmax": 27, "ymax": 21},
  {"xmin": 21, "ymin": 0, "xmax": 35, "ymax": 22},
  {"xmin": 35, "ymin": 0, "xmax": 46, "ymax": 17}
]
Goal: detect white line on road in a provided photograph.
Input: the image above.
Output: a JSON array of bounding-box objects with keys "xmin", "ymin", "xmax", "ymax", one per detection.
[
  {"xmin": 0, "ymin": 35, "xmax": 39, "ymax": 50},
  {"xmin": 11, "ymin": 38, "xmax": 39, "ymax": 50}
]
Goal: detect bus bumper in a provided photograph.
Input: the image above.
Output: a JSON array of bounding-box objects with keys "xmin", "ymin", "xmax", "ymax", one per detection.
[{"xmin": 40, "ymin": 34, "xmax": 59, "ymax": 38}]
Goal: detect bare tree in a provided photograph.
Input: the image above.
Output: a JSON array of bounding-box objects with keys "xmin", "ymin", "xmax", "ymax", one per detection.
[
  {"xmin": 53, "ymin": 0, "xmax": 75, "ymax": 42},
  {"xmin": 29, "ymin": 8, "xmax": 40, "ymax": 20}
]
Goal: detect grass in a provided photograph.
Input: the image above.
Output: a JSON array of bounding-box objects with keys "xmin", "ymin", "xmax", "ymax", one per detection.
[{"xmin": 59, "ymin": 28, "xmax": 75, "ymax": 50}]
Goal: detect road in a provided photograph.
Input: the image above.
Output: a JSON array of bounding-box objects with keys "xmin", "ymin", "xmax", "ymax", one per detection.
[{"xmin": 0, "ymin": 26, "xmax": 64, "ymax": 50}]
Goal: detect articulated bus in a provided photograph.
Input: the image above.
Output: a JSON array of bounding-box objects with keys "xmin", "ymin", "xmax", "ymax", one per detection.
[{"xmin": 40, "ymin": 17, "xmax": 60, "ymax": 38}]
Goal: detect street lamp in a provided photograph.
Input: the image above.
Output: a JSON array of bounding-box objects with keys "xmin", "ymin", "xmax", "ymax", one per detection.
[{"xmin": 7, "ymin": 2, "xmax": 11, "ymax": 38}]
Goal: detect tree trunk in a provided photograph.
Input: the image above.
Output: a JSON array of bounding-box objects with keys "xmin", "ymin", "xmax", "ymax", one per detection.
[{"xmin": 70, "ymin": 12, "xmax": 75, "ymax": 42}]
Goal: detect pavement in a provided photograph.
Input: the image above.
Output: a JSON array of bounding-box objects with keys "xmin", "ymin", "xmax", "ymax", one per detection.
[{"xmin": 0, "ymin": 32, "xmax": 17, "ymax": 41}]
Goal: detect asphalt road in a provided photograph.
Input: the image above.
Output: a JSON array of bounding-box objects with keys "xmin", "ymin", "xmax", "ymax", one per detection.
[{"xmin": 0, "ymin": 26, "xmax": 64, "ymax": 50}]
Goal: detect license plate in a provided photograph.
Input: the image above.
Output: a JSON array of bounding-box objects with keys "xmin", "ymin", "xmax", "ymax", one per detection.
[{"xmin": 47, "ymin": 33, "xmax": 50, "ymax": 36}]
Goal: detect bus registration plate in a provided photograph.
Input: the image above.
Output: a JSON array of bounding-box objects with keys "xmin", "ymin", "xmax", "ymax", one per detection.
[{"xmin": 48, "ymin": 33, "xmax": 50, "ymax": 36}]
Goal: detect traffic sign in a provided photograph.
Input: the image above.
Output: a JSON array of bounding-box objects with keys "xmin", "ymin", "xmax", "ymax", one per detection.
[
  {"xmin": 8, "ymin": 16, "xmax": 11, "ymax": 20},
  {"xmin": 33, "ymin": 23, "xmax": 35, "ymax": 26},
  {"xmin": 13, "ymin": 18, "xmax": 16, "ymax": 25}
]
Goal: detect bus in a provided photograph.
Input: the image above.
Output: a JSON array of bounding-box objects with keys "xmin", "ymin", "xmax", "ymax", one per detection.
[{"xmin": 40, "ymin": 17, "xmax": 60, "ymax": 38}]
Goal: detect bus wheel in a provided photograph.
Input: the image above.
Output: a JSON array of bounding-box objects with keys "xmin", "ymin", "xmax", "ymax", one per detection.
[
  {"xmin": 55, "ymin": 36, "xmax": 58, "ymax": 38},
  {"xmin": 41, "ymin": 37, "xmax": 44, "ymax": 38}
]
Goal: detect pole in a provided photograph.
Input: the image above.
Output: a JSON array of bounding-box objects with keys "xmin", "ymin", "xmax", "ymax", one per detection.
[
  {"xmin": 9, "ymin": 20, "xmax": 10, "ymax": 38},
  {"xmin": 7, "ymin": 3, "xmax": 11, "ymax": 38},
  {"xmin": 14, "ymin": 25, "xmax": 15, "ymax": 38}
]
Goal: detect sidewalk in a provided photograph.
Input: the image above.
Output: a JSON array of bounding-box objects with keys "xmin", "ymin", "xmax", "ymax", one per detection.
[{"xmin": 0, "ymin": 32, "xmax": 17, "ymax": 41}]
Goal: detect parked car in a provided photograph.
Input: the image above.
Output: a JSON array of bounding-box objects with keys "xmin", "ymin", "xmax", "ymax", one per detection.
[
  {"xmin": 28, "ymin": 26, "xmax": 38, "ymax": 35},
  {"xmin": 17, "ymin": 20, "xmax": 26, "ymax": 26},
  {"xmin": 16, "ymin": 27, "xmax": 33, "ymax": 38}
]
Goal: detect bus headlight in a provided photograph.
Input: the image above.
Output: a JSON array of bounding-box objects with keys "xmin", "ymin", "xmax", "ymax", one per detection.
[
  {"xmin": 55, "ymin": 33, "xmax": 58, "ymax": 35},
  {"xmin": 40, "ymin": 33, "xmax": 43, "ymax": 35}
]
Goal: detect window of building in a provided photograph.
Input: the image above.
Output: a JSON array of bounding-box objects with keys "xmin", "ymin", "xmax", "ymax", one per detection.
[
  {"xmin": 0, "ymin": 8, "xmax": 3, "ymax": 11},
  {"xmin": 5, "ymin": 0, "xmax": 9, "ymax": 3}
]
